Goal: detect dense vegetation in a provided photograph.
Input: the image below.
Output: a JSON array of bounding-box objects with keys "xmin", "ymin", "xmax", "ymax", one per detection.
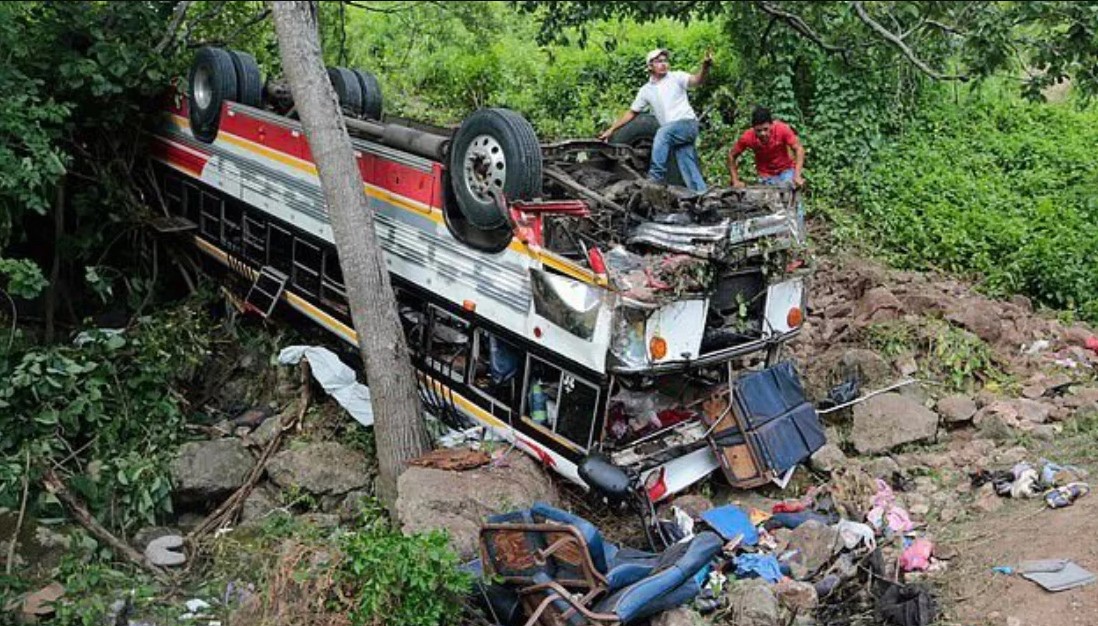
[{"xmin": 335, "ymin": 2, "xmax": 1098, "ymax": 321}]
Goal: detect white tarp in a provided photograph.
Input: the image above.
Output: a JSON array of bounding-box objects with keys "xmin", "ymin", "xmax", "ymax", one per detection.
[{"xmin": 278, "ymin": 345, "xmax": 374, "ymax": 427}]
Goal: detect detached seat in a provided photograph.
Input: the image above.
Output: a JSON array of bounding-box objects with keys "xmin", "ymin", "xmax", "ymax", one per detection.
[{"xmin": 477, "ymin": 503, "xmax": 723, "ymax": 626}]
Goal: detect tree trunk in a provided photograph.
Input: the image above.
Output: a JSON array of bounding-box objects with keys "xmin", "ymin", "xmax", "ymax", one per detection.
[{"xmin": 270, "ymin": 1, "xmax": 429, "ymax": 512}]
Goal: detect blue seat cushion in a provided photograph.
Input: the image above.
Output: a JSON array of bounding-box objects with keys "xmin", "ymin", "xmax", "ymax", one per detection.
[
  {"xmin": 605, "ymin": 546, "xmax": 661, "ymax": 590},
  {"xmin": 593, "ymin": 531, "xmax": 722, "ymax": 624}
]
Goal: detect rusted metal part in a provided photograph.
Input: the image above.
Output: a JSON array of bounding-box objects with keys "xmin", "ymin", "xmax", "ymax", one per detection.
[{"xmin": 544, "ymin": 165, "xmax": 628, "ymax": 213}]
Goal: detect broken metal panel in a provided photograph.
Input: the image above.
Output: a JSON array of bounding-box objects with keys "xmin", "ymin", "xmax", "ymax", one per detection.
[{"xmin": 529, "ymin": 268, "xmax": 603, "ymax": 340}]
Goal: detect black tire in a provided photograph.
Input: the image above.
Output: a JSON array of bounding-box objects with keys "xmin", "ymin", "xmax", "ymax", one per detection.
[
  {"xmin": 352, "ymin": 69, "xmax": 383, "ymax": 120},
  {"xmin": 449, "ymin": 108, "xmax": 543, "ymax": 230},
  {"xmin": 327, "ymin": 67, "xmax": 363, "ymax": 116},
  {"xmin": 609, "ymin": 113, "xmax": 685, "ymax": 187},
  {"xmin": 188, "ymin": 47, "xmax": 239, "ymax": 143},
  {"xmin": 227, "ymin": 49, "xmax": 263, "ymax": 107}
]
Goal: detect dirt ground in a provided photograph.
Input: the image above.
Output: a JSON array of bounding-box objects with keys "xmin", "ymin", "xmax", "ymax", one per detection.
[{"xmin": 937, "ymin": 436, "xmax": 1098, "ymax": 626}]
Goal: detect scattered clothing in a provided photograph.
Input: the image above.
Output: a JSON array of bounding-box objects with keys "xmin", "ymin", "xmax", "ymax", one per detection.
[
  {"xmin": 733, "ymin": 553, "xmax": 783, "ymax": 583},
  {"xmin": 835, "ymin": 520, "xmax": 877, "ymax": 551},
  {"xmin": 1045, "ymin": 482, "xmax": 1090, "ymax": 509},
  {"xmin": 867, "ymin": 479, "xmax": 915, "ymax": 534},
  {"xmin": 700, "ymin": 504, "xmax": 759, "ymax": 546},
  {"xmin": 899, "ymin": 538, "xmax": 933, "ymax": 572},
  {"xmin": 876, "ymin": 583, "xmax": 937, "ymax": 626},
  {"xmin": 278, "ymin": 345, "xmax": 374, "ymax": 427}
]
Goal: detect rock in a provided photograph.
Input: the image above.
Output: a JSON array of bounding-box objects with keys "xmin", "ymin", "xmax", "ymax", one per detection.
[
  {"xmin": 1012, "ymin": 399, "xmax": 1051, "ymax": 424},
  {"xmin": 786, "ymin": 521, "xmax": 841, "ymax": 580},
  {"xmin": 724, "ymin": 578, "xmax": 780, "ymax": 626},
  {"xmin": 937, "ymin": 395, "xmax": 977, "ymax": 424},
  {"xmin": 905, "ymin": 493, "xmax": 930, "ymax": 518},
  {"xmin": 946, "ymin": 302, "xmax": 1002, "ymax": 343},
  {"xmin": 976, "ymin": 412, "xmax": 1015, "ymax": 442},
  {"xmin": 395, "ymin": 452, "xmax": 558, "ymax": 560},
  {"xmin": 855, "ymin": 287, "xmax": 904, "ymax": 323},
  {"xmin": 335, "ymin": 489, "xmax": 373, "ymax": 523},
  {"xmin": 851, "ymin": 393, "xmax": 939, "ymax": 454},
  {"xmin": 651, "ymin": 607, "xmax": 708, "ymax": 626},
  {"xmin": 809, "ymin": 444, "xmax": 847, "ymax": 473},
  {"xmin": 145, "ymin": 534, "xmax": 186, "ymax": 567},
  {"xmin": 1009, "ymin": 295, "xmax": 1033, "ymax": 313},
  {"xmin": 267, "ymin": 442, "xmax": 372, "ymax": 496},
  {"xmin": 864, "ymin": 456, "xmax": 901, "ymax": 479},
  {"xmin": 775, "ymin": 579, "xmax": 818, "ymax": 612},
  {"xmin": 1063, "ymin": 386, "xmax": 1098, "ymax": 408},
  {"xmin": 1031, "ymin": 424, "xmax": 1058, "ymax": 441},
  {"xmin": 996, "ymin": 446, "xmax": 1029, "ymax": 466},
  {"xmin": 170, "ymin": 439, "xmax": 255, "ymax": 505},
  {"xmin": 1063, "ymin": 325, "xmax": 1094, "ymax": 347},
  {"xmin": 894, "ymin": 354, "xmax": 919, "ymax": 377},
  {"xmin": 132, "ymin": 526, "xmax": 180, "ymax": 552},
  {"xmin": 247, "ymin": 411, "xmax": 285, "ymax": 449},
  {"xmin": 240, "ymin": 486, "xmax": 281, "ymax": 524},
  {"xmin": 972, "ymin": 483, "xmax": 1003, "ymax": 514},
  {"xmin": 19, "ymin": 582, "xmax": 65, "ymax": 620}
]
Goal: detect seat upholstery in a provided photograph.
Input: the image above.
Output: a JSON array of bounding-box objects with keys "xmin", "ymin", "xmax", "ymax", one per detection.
[{"xmin": 479, "ymin": 503, "xmax": 723, "ymax": 626}]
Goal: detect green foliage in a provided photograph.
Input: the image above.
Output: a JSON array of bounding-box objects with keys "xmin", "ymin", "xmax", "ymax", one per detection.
[
  {"xmin": 853, "ymin": 89, "xmax": 1098, "ymax": 322},
  {"xmin": 0, "ymin": 300, "xmax": 213, "ymax": 534},
  {"xmin": 337, "ymin": 512, "xmax": 472, "ymax": 626},
  {"xmin": 0, "ymin": 257, "xmax": 49, "ymax": 299},
  {"xmin": 862, "ymin": 319, "xmax": 1008, "ymax": 392}
]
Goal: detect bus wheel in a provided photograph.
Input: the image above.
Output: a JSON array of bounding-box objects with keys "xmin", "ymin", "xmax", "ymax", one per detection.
[
  {"xmin": 327, "ymin": 67, "xmax": 363, "ymax": 116},
  {"xmin": 609, "ymin": 113, "xmax": 684, "ymax": 187},
  {"xmin": 352, "ymin": 69, "xmax": 383, "ymax": 120},
  {"xmin": 449, "ymin": 108, "xmax": 543, "ymax": 231},
  {"xmin": 188, "ymin": 47, "xmax": 239, "ymax": 143},
  {"xmin": 227, "ymin": 49, "xmax": 263, "ymax": 108}
]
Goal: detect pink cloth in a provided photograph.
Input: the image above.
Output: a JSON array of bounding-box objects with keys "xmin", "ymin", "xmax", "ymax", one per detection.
[
  {"xmin": 899, "ymin": 538, "xmax": 934, "ymax": 571},
  {"xmin": 866, "ymin": 479, "xmax": 916, "ymax": 534}
]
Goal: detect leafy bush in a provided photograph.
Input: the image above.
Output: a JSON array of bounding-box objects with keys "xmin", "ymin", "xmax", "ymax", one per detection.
[
  {"xmin": 337, "ymin": 515, "xmax": 472, "ymax": 626},
  {"xmin": 850, "ymin": 89, "xmax": 1098, "ymax": 322},
  {"xmin": 0, "ymin": 301, "xmax": 213, "ymax": 534}
]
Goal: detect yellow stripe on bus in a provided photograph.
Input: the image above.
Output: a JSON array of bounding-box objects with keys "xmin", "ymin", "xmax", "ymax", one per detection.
[{"xmin": 169, "ymin": 115, "xmax": 601, "ymax": 287}]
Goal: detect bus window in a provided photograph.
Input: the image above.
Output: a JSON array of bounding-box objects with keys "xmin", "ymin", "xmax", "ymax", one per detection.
[
  {"xmin": 471, "ymin": 329, "xmax": 521, "ymax": 412},
  {"xmin": 426, "ymin": 305, "xmax": 470, "ymax": 383},
  {"xmin": 164, "ymin": 176, "xmax": 183, "ymax": 215},
  {"xmin": 200, "ymin": 191, "xmax": 221, "ymax": 239},
  {"xmin": 183, "ymin": 181, "xmax": 201, "ymax": 222},
  {"xmin": 292, "ymin": 238, "xmax": 322, "ymax": 297},
  {"xmin": 243, "ymin": 216, "xmax": 266, "ymax": 265},
  {"xmin": 394, "ymin": 288, "xmax": 428, "ymax": 351},
  {"xmin": 267, "ymin": 224, "xmax": 293, "ymax": 274},
  {"xmin": 523, "ymin": 355, "xmax": 600, "ymax": 449},
  {"xmin": 320, "ymin": 250, "xmax": 348, "ymax": 317},
  {"xmin": 222, "ymin": 200, "xmax": 243, "ymax": 251}
]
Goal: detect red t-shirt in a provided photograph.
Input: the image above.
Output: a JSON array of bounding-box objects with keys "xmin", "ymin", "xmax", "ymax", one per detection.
[{"xmin": 732, "ymin": 120, "xmax": 798, "ymax": 177}]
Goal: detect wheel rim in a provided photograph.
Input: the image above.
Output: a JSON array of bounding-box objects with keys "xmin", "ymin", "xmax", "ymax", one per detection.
[
  {"xmin": 193, "ymin": 65, "xmax": 213, "ymax": 111},
  {"xmin": 461, "ymin": 134, "xmax": 507, "ymax": 203}
]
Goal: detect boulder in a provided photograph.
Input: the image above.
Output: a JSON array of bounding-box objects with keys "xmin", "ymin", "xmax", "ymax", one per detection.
[
  {"xmin": 864, "ymin": 456, "xmax": 901, "ymax": 479},
  {"xmin": 145, "ymin": 534, "xmax": 186, "ymax": 567},
  {"xmin": 946, "ymin": 301, "xmax": 1002, "ymax": 343},
  {"xmin": 785, "ymin": 520, "xmax": 841, "ymax": 580},
  {"xmin": 395, "ymin": 451, "xmax": 558, "ymax": 560},
  {"xmin": 809, "ymin": 444, "xmax": 847, "ymax": 473},
  {"xmin": 1011, "ymin": 399, "xmax": 1051, "ymax": 424},
  {"xmin": 170, "ymin": 439, "xmax": 255, "ymax": 505},
  {"xmin": 855, "ymin": 287, "xmax": 904, "ymax": 323},
  {"xmin": 267, "ymin": 442, "xmax": 372, "ymax": 496},
  {"xmin": 851, "ymin": 393, "xmax": 939, "ymax": 454},
  {"xmin": 937, "ymin": 395, "xmax": 977, "ymax": 424},
  {"xmin": 724, "ymin": 578, "xmax": 780, "ymax": 626},
  {"xmin": 775, "ymin": 579, "xmax": 818, "ymax": 613},
  {"xmin": 240, "ymin": 486, "xmax": 282, "ymax": 524}
]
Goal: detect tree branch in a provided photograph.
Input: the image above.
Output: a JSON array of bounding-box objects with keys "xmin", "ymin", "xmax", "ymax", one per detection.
[
  {"xmin": 188, "ymin": 7, "xmax": 271, "ymax": 49},
  {"xmin": 155, "ymin": 1, "xmax": 194, "ymax": 54},
  {"xmin": 852, "ymin": 1, "xmax": 968, "ymax": 81},
  {"xmin": 753, "ymin": 1, "xmax": 854, "ymax": 65}
]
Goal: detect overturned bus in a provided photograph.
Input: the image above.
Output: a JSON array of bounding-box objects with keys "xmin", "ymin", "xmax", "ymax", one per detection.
[{"xmin": 149, "ymin": 47, "xmax": 825, "ymax": 502}]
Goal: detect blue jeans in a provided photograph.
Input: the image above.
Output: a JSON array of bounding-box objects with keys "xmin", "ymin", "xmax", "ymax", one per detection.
[
  {"xmin": 761, "ymin": 168, "xmax": 804, "ymax": 233},
  {"xmin": 649, "ymin": 119, "xmax": 707, "ymax": 194}
]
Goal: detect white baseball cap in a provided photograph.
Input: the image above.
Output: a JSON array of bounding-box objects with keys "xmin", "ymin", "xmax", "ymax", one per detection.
[{"xmin": 645, "ymin": 49, "xmax": 669, "ymax": 65}]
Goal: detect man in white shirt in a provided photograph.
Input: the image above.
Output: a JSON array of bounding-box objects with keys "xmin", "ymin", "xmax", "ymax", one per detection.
[{"xmin": 599, "ymin": 48, "xmax": 712, "ymax": 193}]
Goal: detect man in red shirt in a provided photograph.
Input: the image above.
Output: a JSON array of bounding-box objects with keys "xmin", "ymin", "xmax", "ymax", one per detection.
[{"xmin": 728, "ymin": 106, "xmax": 805, "ymax": 188}]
